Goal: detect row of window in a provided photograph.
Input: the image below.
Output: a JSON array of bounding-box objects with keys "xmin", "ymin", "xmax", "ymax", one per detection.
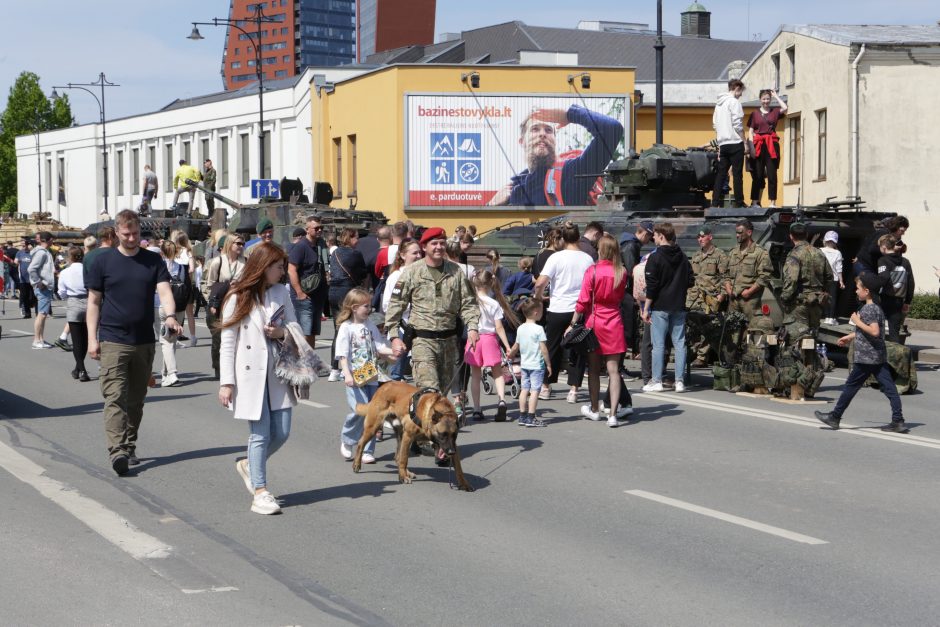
[
  {"xmin": 785, "ymin": 108, "xmax": 827, "ymax": 184},
  {"xmin": 770, "ymin": 45, "xmax": 796, "ymax": 91},
  {"xmin": 331, "ymin": 134, "xmax": 357, "ymax": 198}
]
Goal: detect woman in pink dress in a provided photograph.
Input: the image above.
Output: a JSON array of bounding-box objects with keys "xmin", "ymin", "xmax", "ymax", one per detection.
[{"xmin": 571, "ymin": 234, "xmax": 631, "ymax": 427}]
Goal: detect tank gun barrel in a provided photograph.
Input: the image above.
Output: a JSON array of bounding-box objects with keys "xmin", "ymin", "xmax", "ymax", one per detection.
[{"xmin": 184, "ymin": 179, "xmax": 243, "ymax": 210}]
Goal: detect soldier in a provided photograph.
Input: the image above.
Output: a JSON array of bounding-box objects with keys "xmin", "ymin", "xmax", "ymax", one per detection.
[
  {"xmin": 686, "ymin": 226, "xmax": 729, "ymax": 366},
  {"xmin": 385, "ymin": 227, "xmax": 480, "ymax": 395},
  {"xmin": 725, "ymin": 218, "xmax": 773, "ymax": 324},
  {"xmin": 780, "ymin": 222, "xmax": 833, "ymax": 336}
]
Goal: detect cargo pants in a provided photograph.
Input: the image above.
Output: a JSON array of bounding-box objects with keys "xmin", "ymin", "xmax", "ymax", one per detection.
[
  {"xmin": 411, "ymin": 336, "xmax": 459, "ymax": 393},
  {"xmin": 99, "ymin": 341, "xmax": 156, "ymax": 461}
]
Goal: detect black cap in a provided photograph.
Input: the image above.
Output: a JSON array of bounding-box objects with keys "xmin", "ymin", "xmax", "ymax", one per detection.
[
  {"xmin": 638, "ymin": 220, "xmax": 654, "ymax": 234},
  {"xmin": 38, "ymin": 231, "xmax": 54, "ymax": 243}
]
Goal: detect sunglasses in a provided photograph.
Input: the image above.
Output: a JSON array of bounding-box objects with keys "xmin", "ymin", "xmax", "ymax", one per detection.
[
  {"xmin": 233, "ymin": 241, "xmax": 245, "ymax": 246},
  {"xmin": 310, "ymin": 226, "xmax": 323, "ymax": 232}
]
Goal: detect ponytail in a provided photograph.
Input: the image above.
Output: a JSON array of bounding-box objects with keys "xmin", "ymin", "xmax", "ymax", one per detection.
[{"xmin": 473, "ymin": 270, "xmax": 519, "ymax": 328}]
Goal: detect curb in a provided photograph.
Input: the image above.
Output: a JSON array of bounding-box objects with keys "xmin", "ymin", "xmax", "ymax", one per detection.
[{"xmin": 907, "ymin": 318, "xmax": 940, "ymax": 332}]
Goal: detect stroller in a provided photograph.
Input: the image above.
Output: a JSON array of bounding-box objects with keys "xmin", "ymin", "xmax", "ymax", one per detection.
[{"xmin": 482, "ymin": 345, "xmax": 521, "ymax": 399}]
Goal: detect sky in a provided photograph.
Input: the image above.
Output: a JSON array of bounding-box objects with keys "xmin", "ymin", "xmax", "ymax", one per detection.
[{"xmin": 1, "ymin": 0, "xmax": 936, "ymax": 125}]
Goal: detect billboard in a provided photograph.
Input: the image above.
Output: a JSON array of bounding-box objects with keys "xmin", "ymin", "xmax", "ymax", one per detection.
[{"xmin": 406, "ymin": 95, "xmax": 628, "ymax": 207}]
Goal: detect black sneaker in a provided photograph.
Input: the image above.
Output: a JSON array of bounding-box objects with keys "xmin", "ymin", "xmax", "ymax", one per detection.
[
  {"xmin": 880, "ymin": 421, "xmax": 909, "ymax": 433},
  {"xmin": 78, "ymin": 370, "xmax": 90, "ymax": 382},
  {"xmin": 814, "ymin": 411, "xmax": 841, "ymax": 430},
  {"xmin": 54, "ymin": 338, "xmax": 72, "ymax": 352},
  {"xmin": 471, "ymin": 410, "xmax": 485, "ymax": 422},
  {"xmin": 495, "ymin": 401, "xmax": 508, "ymax": 422},
  {"xmin": 177, "ymin": 334, "xmax": 189, "ymax": 342},
  {"xmin": 517, "ymin": 414, "xmax": 532, "ymax": 426},
  {"xmin": 112, "ymin": 454, "xmax": 129, "ymax": 476},
  {"xmin": 70, "ymin": 368, "xmax": 79, "ymax": 380},
  {"xmin": 527, "ymin": 417, "xmax": 547, "ymax": 428}
]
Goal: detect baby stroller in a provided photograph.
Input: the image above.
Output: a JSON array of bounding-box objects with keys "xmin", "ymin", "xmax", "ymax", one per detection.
[{"xmin": 482, "ymin": 346, "xmax": 521, "ymax": 399}]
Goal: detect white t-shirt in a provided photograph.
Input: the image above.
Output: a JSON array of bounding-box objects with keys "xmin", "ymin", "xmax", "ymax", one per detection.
[
  {"xmin": 540, "ymin": 249, "xmax": 595, "ymax": 313},
  {"xmin": 335, "ymin": 319, "xmax": 390, "ymax": 385},
  {"xmin": 382, "ymin": 268, "xmax": 410, "ymax": 323},
  {"xmin": 476, "ymin": 293, "xmax": 503, "ymax": 334},
  {"xmin": 821, "ymin": 247, "xmax": 843, "ymax": 276},
  {"xmin": 516, "ymin": 322, "xmax": 547, "ymax": 370},
  {"xmin": 175, "ymin": 249, "xmax": 192, "ymax": 268}
]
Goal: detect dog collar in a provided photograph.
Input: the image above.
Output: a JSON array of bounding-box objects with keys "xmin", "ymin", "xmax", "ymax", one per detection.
[{"xmin": 409, "ymin": 387, "xmax": 440, "ymax": 427}]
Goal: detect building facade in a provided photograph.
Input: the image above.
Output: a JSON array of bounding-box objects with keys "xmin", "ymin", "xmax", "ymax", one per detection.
[
  {"xmin": 741, "ymin": 24, "xmax": 940, "ymax": 286},
  {"xmin": 356, "ymin": 0, "xmax": 436, "ymax": 62},
  {"xmin": 15, "ymin": 69, "xmax": 366, "ymax": 229}
]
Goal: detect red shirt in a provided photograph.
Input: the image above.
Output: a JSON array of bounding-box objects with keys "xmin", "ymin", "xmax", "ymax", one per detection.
[{"xmin": 747, "ymin": 108, "xmax": 783, "ymax": 135}]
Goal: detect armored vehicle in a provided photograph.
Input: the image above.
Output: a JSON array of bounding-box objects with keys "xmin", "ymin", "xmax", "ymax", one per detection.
[{"xmin": 83, "ymin": 214, "xmax": 212, "ymax": 244}]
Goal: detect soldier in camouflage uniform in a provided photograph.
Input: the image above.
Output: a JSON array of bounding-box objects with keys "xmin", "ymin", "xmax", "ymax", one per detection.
[
  {"xmin": 385, "ymin": 227, "xmax": 480, "ymax": 395},
  {"xmin": 724, "ymin": 218, "xmax": 773, "ymax": 324},
  {"xmin": 686, "ymin": 226, "xmax": 729, "ymax": 366},
  {"xmin": 780, "ymin": 222, "xmax": 833, "ymax": 337}
]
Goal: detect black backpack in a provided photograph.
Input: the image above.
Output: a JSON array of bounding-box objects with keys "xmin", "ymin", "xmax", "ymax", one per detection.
[{"xmin": 168, "ymin": 263, "xmax": 190, "ymax": 312}]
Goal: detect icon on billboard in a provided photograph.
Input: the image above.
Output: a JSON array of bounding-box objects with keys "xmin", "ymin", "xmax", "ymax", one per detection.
[
  {"xmin": 457, "ymin": 161, "xmax": 481, "ymax": 185},
  {"xmin": 431, "ymin": 133, "xmax": 455, "ymax": 157},
  {"xmin": 457, "ymin": 133, "xmax": 481, "ymax": 157},
  {"xmin": 431, "ymin": 160, "xmax": 454, "ymax": 184}
]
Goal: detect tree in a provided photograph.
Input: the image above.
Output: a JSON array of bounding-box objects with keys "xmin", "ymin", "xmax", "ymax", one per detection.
[{"xmin": 0, "ymin": 71, "xmax": 74, "ymax": 216}]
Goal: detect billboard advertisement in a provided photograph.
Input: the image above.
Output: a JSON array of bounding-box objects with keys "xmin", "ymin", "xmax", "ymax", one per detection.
[{"xmin": 405, "ymin": 94, "xmax": 628, "ymax": 207}]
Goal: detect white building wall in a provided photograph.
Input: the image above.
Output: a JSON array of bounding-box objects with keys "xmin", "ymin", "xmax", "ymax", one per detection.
[{"xmin": 15, "ymin": 67, "xmax": 359, "ymax": 229}]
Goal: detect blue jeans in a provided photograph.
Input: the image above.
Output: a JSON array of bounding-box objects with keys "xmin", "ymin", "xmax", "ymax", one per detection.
[
  {"xmin": 651, "ymin": 310, "xmax": 687, "ymax": 384},
  {"xmin": 389, "ymin": 327, "xmax": 411, "ymax": 381},
  {"xmin": 343, "ymin": 383, "xmax": 378, "ymax": 454},
  {"xmin": 290, "ymin": 290, "xmax": 323, "ymax": 336},
  {"xmin": 831, "ymin": 362, "xmax": 903, "ymax": 422},
  {"xmin": 248, "ymin": 383, "xmax": 292, "ymax": 489}
]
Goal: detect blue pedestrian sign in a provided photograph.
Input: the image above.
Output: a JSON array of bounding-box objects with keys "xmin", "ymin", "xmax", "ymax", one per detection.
[{"xmin": 251, "ymin": 179, "xmax": 280, "ymax": 199}]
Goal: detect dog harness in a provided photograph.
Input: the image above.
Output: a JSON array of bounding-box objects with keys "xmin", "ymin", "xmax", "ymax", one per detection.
[{"xmin": 408, "ymin": 387, "xmax": 440, "ymax": 427}]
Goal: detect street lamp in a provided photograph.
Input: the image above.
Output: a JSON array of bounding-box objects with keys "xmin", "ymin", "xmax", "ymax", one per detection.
[
  {"xmin": 51, "ymin": 73, "xmax": 120, "ymax": 214},
  {"xmin": 188, "ymin": 6, "xmax": 280, "ymax": 180}
]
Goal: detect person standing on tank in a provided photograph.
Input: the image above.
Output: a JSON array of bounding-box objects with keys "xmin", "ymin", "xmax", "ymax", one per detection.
[
  {"xmin": 747, "ymin": 89, "xmax": 787, "ymax": 207},
  {"xmin": 712, "ymin": 79, "xmax": 747, "ymax": 208}
]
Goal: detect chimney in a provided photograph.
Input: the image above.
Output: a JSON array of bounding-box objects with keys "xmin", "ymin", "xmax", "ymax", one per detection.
[{"xmin": 681, "ymin": 2, "xmax": 711, "ymax": 39}]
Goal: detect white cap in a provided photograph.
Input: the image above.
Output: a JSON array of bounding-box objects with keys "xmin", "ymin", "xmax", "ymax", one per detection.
[{"xmin": 823, "ymin": 230, "xmax": 839, "ymax": 243}]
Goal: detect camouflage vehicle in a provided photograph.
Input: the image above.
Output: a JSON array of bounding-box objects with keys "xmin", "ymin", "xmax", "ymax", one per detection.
[{"xmin": 82, "ymin": 215, "xmax": 212, "ymax": 245}]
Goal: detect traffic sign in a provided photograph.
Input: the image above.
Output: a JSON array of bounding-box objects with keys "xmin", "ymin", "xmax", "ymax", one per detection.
[{"xmin": 251, "ymin": 179, "xmax": 280, "ymax": 199}]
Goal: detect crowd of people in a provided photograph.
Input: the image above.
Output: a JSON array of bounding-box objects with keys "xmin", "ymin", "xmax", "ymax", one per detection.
[{"xmin": 3, "ymin": 206, "xmax": 934, "ymax": 516}]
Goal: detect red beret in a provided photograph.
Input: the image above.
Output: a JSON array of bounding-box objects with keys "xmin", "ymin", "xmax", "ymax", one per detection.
[{"xmin": 419, "ymin": 227, "xmax": 447, "ymax": 246}]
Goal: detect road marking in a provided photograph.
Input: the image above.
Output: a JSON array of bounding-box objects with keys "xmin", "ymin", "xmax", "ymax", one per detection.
[
  {"xmin": 5, "ymin": 329, "xmax": 32, "ymax": 336},
  {"xmin": 0, "ymin": 439, "xmax": 172, "ymax": 560},
  {"xmin": 299, "ymin": 399, "xmax": 330, "ymax": 409},
  {"xmin": 633, "ymin": 392, "xmax": 940, "ymax": 451},
  {"xmin": 625, "ymin": 489, "xmax": 828, "ymax": 546}
]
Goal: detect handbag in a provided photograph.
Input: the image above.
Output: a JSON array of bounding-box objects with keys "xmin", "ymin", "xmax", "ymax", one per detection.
[
  {"xmin": 561, "ymin": 266, "xmax": 599, "ymax": 355},
  {"xmin": 351, "ymin": 360, "xmax": 379, "ymax": 386}
]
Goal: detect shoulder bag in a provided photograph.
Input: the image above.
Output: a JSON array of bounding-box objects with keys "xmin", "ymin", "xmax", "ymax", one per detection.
[
  {"xmin": 299, "ymin": 242, "xmax": 323, "ymax": 295},
  {"xmin": 561, "ymin": 266, "xmax": 599, "ymax": 355}
]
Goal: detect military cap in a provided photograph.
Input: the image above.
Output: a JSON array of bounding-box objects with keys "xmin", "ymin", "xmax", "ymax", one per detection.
[
  {"xmin": 698, "ymin": 226, "xmax": 712, "ymax": 237},
  {"xmin": 419, "ymin": 227, "xmax": 447, "ymax": 246},
  {"xmin": 256, "ymin": 217, "xmax": 274, "ymax": 233}
]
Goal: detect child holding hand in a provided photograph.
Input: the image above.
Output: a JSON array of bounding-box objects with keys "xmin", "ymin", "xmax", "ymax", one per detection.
[{"xmin": 509, "ymin": 298, "xmax": 551, "ymax": 427}]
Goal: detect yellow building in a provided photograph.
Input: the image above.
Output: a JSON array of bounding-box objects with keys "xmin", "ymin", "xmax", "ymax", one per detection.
[{"xmin": 312, "ymin": 64, "xmax": 635, "ymax": 234}]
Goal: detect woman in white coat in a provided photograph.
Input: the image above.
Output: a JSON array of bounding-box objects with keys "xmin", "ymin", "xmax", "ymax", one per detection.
[{"xmin": 218, "ymin": 242, "xmax": 297, "ymax": 515}]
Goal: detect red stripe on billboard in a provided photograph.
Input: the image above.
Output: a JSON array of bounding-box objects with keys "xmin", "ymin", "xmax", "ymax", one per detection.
[{"xmin": 409, "ymin": 190, "xmax": 497, "ymax": 206}]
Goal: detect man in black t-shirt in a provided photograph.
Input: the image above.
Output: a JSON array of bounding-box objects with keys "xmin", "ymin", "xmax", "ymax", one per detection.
[
  {"xmin": 87, "ymin": 210, "xmax": 178, "ymax": 476},
  {"xmin": 287, "ymin": 214, "xmax": 328, "ymax": 348}
]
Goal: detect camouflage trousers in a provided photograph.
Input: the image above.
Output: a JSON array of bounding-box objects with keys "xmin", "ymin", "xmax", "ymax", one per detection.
[
  {"xmin": 411, "ymin": 336, "xmax": 460, "ymax": 393},
  {"xmin": 728, "ymin": 295, "xmax": 762, "ymax": 323},
  {"xmin": 783, "ymin": 303, "xmax": 823, "ymax": 338}
]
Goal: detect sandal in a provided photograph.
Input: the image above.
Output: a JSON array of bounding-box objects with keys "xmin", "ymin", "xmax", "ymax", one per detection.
[{"xmin": 471, "ymin": 410, "xmax": 485, "ymax": 421}]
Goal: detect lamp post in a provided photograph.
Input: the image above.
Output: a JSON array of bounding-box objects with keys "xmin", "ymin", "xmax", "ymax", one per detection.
[
  {"xmin": 51, "ymin": 73, "xmax": 120, "ymax": 214},
  {"xmin": 188, "ymin": 6, "xmax": 279, "ymax": 179}
]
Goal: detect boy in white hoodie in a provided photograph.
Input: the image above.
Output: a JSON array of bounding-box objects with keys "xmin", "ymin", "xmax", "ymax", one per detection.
[{"xmin": 712, "ymin": 78, "xmax": 746, "ymax": 208}]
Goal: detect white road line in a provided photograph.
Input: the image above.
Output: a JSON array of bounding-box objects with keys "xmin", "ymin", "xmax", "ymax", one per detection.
[
  {"xmin": 633, "ymin": 392, "xmax": 940, "ymax": 451},
  {"xmin": 0, "ymin": 439, "xmax": 172, "ymax": 560},
  {"xmin": 625, "ymin": 489, "xmax": 828, "ymax": 546},
  {"xmin": 299, "ymin": 399, "xmax": 330, "ymax": 409},
  {"xmin": 5, "ymin": 329, "xmax": 32, "ymax": 336}
]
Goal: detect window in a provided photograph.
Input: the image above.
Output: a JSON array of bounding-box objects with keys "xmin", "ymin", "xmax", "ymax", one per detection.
[
  {"xmin": 281, "ymin": 27, "xmax": 289, "ymax": 35},
  {"xmin": 147, "ymin": 145, "xmax": 156, "ymax": 174},
  {"xmin": 275, "ymin": 70, "xmax": 287, "ymax": 78},
  {"xmin": 787, "ymin": 114, "xmax": 801, "ymax": 183},
  {"xmin": 231, "ymin": 61, "xmax": 241, "ymax": 69},
  {"xmin": 240, "ymin": 134, "xmax": 250, "ymax": 186},
  {"xmin": 786, "ymin": 46, "xmax": 795, "ymax": 86},
  {"xmin": 333, "ymin": 137, "xmax": 342, "ymax": 197},
  {"xmin": 201, "ymin": 138, "xmax": 209, "ymax": 163},
  {"xmin": 117, "ymin": 150, "xmax": 124, "ymax": 195},
  {"xmin": 183, "ymin": 141, "xmax": 191, "ymax": 163},
  {"xmin": 283, "ymin": 55, "xmax": 290, "ymax": 63},
  {"xmin": 45, "ymin": 159, "xmax": 52, "ymax": 201},
  {"xmin": 57, "ymin": 157, "xmax": 65, "ymax": 204},
  {"xmin": 235, "ymin": 48, "xmax": 240, "ymax": 56},
  {"xmin": 816, "ymin": 109, "xmax": 827, "ymax": 180},
  {"xmin": 771, "ymin": 53, "xmax": 780, "ymax": 91},
  {"xmin": 165, "ymin": 144, "xmax": 173, "ymax": 188},
  {"xmin": 220, "ymin": 136, "xmax": 229, "ymax": 189},
  {"xmin": 131, "ymin": 148, "xmax": 139, "ymax": 194},
  {"xmin": 348, "ymin": 134, "xmax": 357, "ymax": 197},
  {"xmin": 262, "ymin": 132, "xmax": 271, "ymax": 179}
]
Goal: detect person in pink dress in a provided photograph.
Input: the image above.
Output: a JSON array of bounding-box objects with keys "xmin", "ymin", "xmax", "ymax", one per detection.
[{"xmin": 571, "ymin": 234, "xmax": 631, "ymax": 427}]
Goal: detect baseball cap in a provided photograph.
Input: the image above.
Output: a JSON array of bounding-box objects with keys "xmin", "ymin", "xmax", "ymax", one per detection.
[
  {"xmin": 419, "ymin": 227, "xmax": 447, "ymax": 246},
  {"xmin": 638, "ymin": 220, "xmax": 654, "ymax": 234},
  {"xmin": 698, "ymin": 226, "xmax": 712, "ymax": 237},
  {"xmin": 256, "ymin": 217, "xmax": 274, "ymax": 233},
  {"xmin": 823, "ymin": 230, "xmax": 839, "ymax": 243}
]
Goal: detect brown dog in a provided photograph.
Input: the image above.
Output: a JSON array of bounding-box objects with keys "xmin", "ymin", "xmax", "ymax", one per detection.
[{"xmin": 352, "ymin": 382, "xmax": 473, "ymax": 492}]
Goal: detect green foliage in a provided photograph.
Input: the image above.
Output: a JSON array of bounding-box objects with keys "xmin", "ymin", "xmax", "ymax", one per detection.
[
  {"xmin": 0, "ymin": 71, "xmax": 74, "ymax": 212},
  {"xmin": 909, "ymin": 293, "xmax": 940, "ymax": 320}
]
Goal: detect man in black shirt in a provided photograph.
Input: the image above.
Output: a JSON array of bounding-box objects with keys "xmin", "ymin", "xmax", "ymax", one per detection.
[
  {"xmin": 287, "ymin": 214, "xmax": 329, "ymax": 349},
  {"xmin": 87, "ymin": 210, "xmax": 178, "ymax": 476}
]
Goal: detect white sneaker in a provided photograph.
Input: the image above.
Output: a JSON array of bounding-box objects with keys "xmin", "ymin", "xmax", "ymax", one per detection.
[
  {"xmin": 189, "ymin": 337, "xmax": 197, "ymax": 348},
  {"xmin": 31, "ymin": 340, "xmax": 54, "ymax": 349},
  {"xmin": 616, "ymin": 406, "xmax": 634, "ymax": 419},
  {"xmin": 361, "ymin": 452, "xmax": 376, "ymax": 464},
  {"xmin": 607, "ymin": 416, "xmax": 621, "ymax": 428},
  {"xmin": 161, "ymin": 373, "xmax": 180, "ymax": 387},
  {"xmin": 327, "ymin": 369, "xmax": 344, "ymax": 382},
  {"xmin": 566, "ymin": 389, "xmax": 578, "ymax": 404},
  {"xmin": 642, "ymin": 381, "xmax": 664, "ymax": 393},
  {"xmin": 235, "ymin": 459, "xmax": 253, "ymax": 493},
  {"xmin": 340, "ymin": 442, "xmax": 353, "ymax": 460},
  {"xmin": 580, "ymin": 405, "xmax": 602, "ymax": 421},
  {"xmin": 250, "ymin": 490, "xmax": 281, "ymax": 515},
  {"xmin": 674, "ymin": 381, "xmax": 686, "ymax": 393}
]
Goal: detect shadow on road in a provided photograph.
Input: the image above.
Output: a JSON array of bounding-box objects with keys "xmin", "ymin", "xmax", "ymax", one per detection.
[
  {"xmin": 131, "ymin": 445, "xmax": 245, "ymax": 473},
  {"xmin": 0, "ymin": 388, "xmax": 206, "ymax": 420},
  {"xmin": 278, "ymin": 479, "xmax": 400, "ymax": 508}
]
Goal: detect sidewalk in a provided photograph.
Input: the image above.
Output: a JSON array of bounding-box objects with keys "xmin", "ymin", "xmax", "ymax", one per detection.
[{"xmin": 908, "ymin": 328, "xmax": 940, "ymax": 364}]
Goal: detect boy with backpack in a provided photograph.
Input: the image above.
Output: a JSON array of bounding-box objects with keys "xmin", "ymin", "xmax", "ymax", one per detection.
[
  {"xmin": 814, "ymin": 272, "xmax": 907, "ymax": 433},
  {"xmin": 875, "ymin": 234, "xmax": 914, "ymax": 343}
]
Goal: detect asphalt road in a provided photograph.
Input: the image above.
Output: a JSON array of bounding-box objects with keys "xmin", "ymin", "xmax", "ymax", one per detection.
[{"xmin": 2, "ymin": 301, "xmax": 939, "ymax": 626}]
